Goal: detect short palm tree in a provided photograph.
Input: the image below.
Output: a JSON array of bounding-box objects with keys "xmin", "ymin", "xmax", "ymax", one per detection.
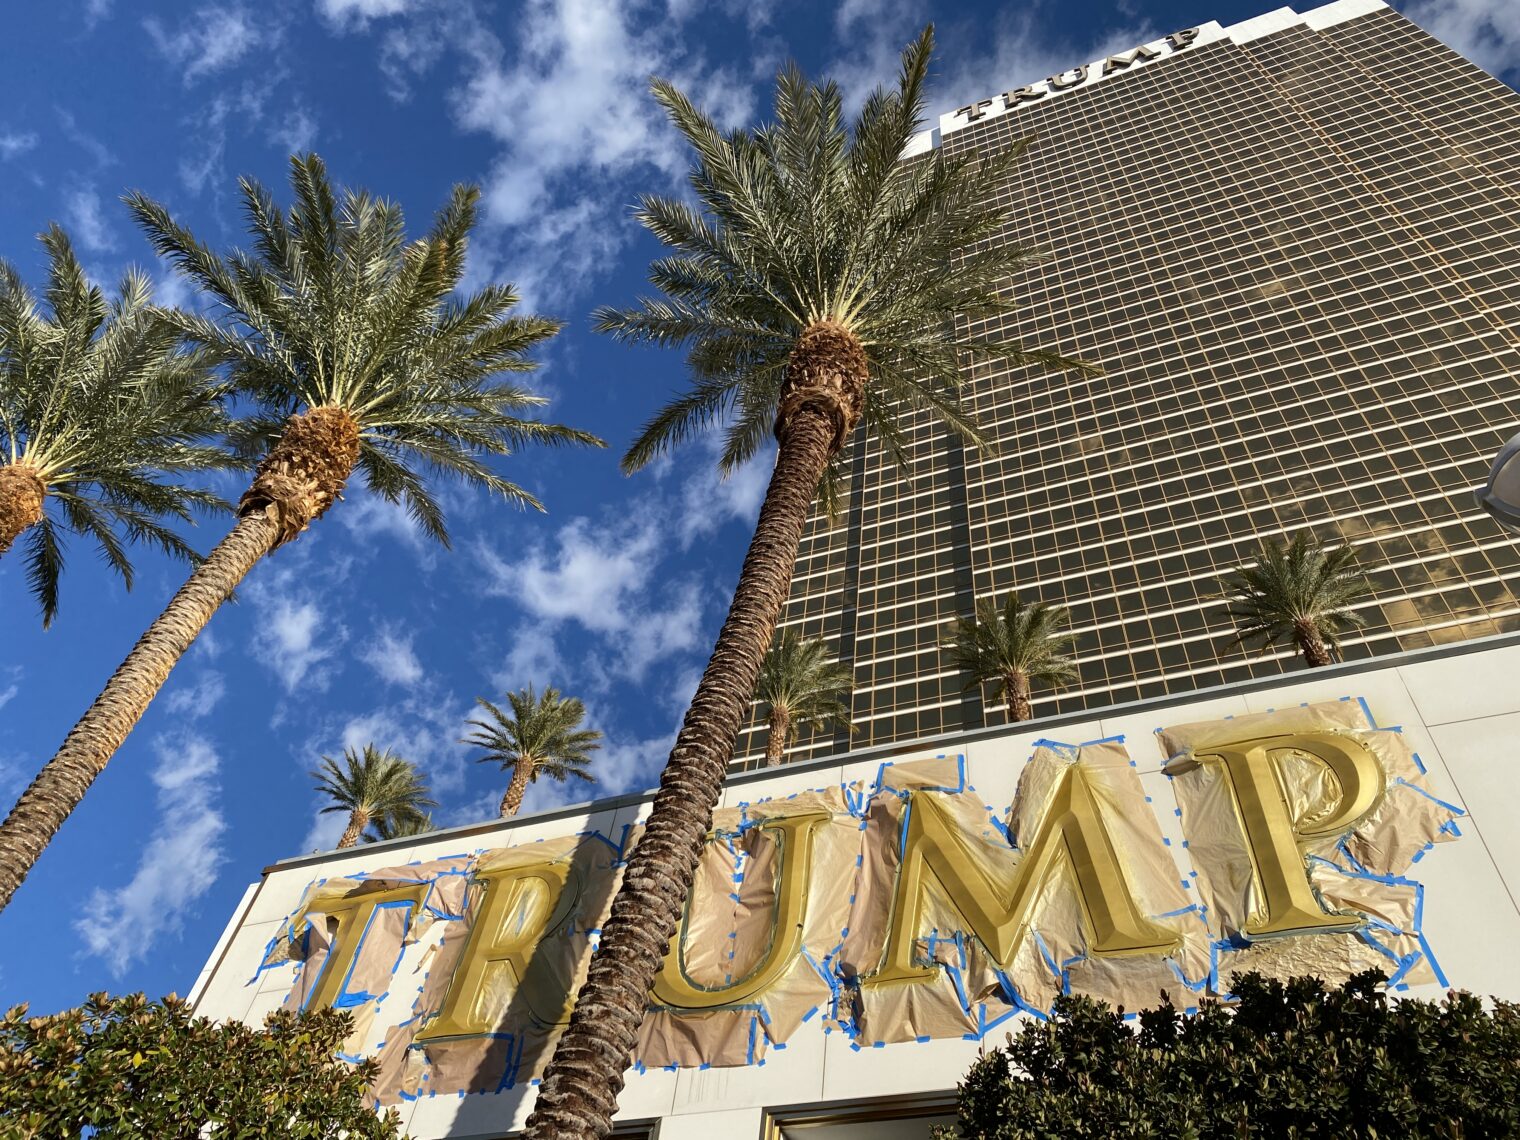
[
  {"xmin": 363, "ymin": 811, "xmax": 435, "ymax": 844},
  {"xmin": 461, "ymin": 686, "xmax": 601, "ymax": 819},
  {"xmin": 525, "ymin": 30, "xmax": 1092, "ymax": 1140},
  {"xmin": 754, "ymin": 630, "xmax": 854, "ymax": 766},
  {"xmin": 313, "ymin": 745, "xmax": 436, "ymax": 850},
  {"xmin": 0, "ymin": 154, "xmax": 602, "ymax": 914},
  {"xmin": 1222, "ymin": 532, "xmax": 1370, "ymax": 667},
  {"xmin": 0, "ymin": 225, "xmax": 231, "ymax": 626},
  {"xmin": 943, "ymin": 594, "xmax": 1079, "ymax": 723}
]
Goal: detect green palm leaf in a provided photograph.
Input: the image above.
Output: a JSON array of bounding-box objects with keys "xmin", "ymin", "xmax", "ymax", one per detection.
[
  {"xmin": 0, "ymin": 225, "xmax": 233, "ymax": 625},
  {"xmin": 462, "ymin": 685, "xmax": 602, "ymax": 818},
  {"xmin": 943, "ymin": 594, "xmax": 1079, "ymax": 720},
  {"xmin": 1219, "ymin": 532, "xmax": 1371, "ymax": 667},
  {"xmin": 312, "ymin": 745, "xmax": 436, "ymax": 850}
]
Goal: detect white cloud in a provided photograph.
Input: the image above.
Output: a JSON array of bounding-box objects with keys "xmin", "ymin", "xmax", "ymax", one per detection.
[
  {"xmin": 246, "ymin": 559, "xmax": 346, "ymax": 694},
  {"xmin": 75, "ymin": 734, "xmax": 227, "ymax": 977},
  {"xmin": 0, "ymin": 131, "xmax": 38, "ymax": 160},
  {"xmin": 270, "ymin": 105, "xmax": 319, "ymax": 154},
  {"xmin": 56, "ymin": 108, "xmax": 115, "ymax": 169},
  {"xmin": 362, "ymin": 628, "xmax": 425, "ymax": 686},
  {"xmin": 0, "ymin": 683, "xmax": 17, "ymax": 712},
  {"xmin": 479, "ymin": 506, "xmax": 707, "ymax": 681},
  {"xmin": 63, "ymin": 186, "xmax": 117, "ymax": 252},
  {"xmin": 333, "ymin": 0, "xmax": 759, "ymax": 307},
  {"xmin": 163, "ymin": 669, "xmax": 226, "ymax": 720},
  {"xmin": 299, "ymin": 809, "xmax": 347, "ymax": 853},
  {"xmin": 335, "ymin": 488, "xmax": 436, "ymax": 566},
  {"xmin": 317, "ymin": 0, "xmax": 412, "ymax": 27},
  {"xmin": 145, "ymin": 5, "xmax": 263, "ymax": 82},
  {"xmin": 1401, "ymin": 0, "xmax": 1520, "ymax": 77},
  {"xmin": 84, "ymin": 0, "xmax": 113, "ymax": 27},
  {"xmin": 495, "ymin": 620, "xmax": 566, "ymax": 690}
]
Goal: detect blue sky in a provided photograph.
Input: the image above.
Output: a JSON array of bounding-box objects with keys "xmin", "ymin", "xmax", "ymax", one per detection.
[{"xmin": 0, "ymin": 0, "xmax": 1514, "ymax": 1016}]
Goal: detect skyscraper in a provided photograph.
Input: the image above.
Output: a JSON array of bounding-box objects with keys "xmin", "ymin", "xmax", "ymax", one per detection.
[{"xmin": 737, "ymin": 0, "xmax": 1520, "ymax": 766}]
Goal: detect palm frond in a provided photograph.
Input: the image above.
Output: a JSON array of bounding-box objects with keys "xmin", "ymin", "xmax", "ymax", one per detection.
[
  {"xmin": 128, "ymin": 154, "xmax": 605, "ymax": 547},
  {"xmin": 0, "ymin": 226, "xmax": 233, "ymax": 624}
]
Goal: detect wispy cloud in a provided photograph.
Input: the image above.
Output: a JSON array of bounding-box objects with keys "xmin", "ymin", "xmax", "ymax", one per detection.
[
  {"xmin": 1401, "ymin": 0, "xmax": 1520, "ymax": 78},
  {"xmin": 323, "ymin": 0, "xmax": 760, "ymax": 308},
  {"xmin": 0, "ymin": 131, "xmax": 38, "ymax": 161},
  {"xmin": 361, "ymin": 627, "xmax": 425, "ymax": 687},
  {"xmin": 145, "ymin": 5, "xmax": 265, "ymax": 83},
  {"xmin": 317, "ymin": 0, "xmax": 413, "ymax": 28},
  {"xmin": 56, "ymin": 108, "xmax": 115, "ymax": 169},
  {"xmin": 74, "ymin": 734, "xmax": 227, "ymax": 977},
  {"xmin": 63, "ymin": 186, "xmax": 117, "ymax": 252},
  {"xmin": 163, "ymin": 669, "xmax": 227, "ymax": 720},
  {"xmin": 247, "ymin": 561, "xmax": 346, "ymax": 695},
  {"xmin": 270, "ymin": 105, "xmax": 320, "ymax": 154}
]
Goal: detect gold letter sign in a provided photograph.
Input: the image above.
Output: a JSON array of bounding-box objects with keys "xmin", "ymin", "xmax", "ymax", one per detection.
[{"xmin": 1192, "ymin": 732, "xmax": 1384, "ymax": 937}]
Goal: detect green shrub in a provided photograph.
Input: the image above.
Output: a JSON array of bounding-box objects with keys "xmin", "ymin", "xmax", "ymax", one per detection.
[
  {"xmin": 0, "ymin": 992, "xmax": 404, "ymax": 1138},
  {"xmin": 937, "ymin": 971, "xmax": 1520, "ymax": 1139}
]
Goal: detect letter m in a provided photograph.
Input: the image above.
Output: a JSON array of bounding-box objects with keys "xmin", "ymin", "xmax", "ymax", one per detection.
[{"xmin": 868, "ymin": 764, "xmax": 1178, "ymax": 988}]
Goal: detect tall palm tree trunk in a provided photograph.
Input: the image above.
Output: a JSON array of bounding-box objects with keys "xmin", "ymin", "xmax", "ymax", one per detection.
[
  {"xmin": 501, "ymin": 761, "xmax": 532, "ymax": 819},
  {"xmin": 1295, "ymin": 620, "xmax": 1333, "ymax": 667},
  {"xmin": 764, "ymin": 707, "xmax": 790, "ymax": 767},
  {"xmin": 337, "ymin": 807, "xmax": 370, "ymax": 850},
  {"xmin": 0, "ymin": 464, "xmax": 45, "ymax": 557},
  {"xmin": 0, "ymin": 408, "xmax": 359, "ymax": 914},
  {"xmin": 524, "ymin": 327, "xmax": 861, "ymax": 1140},
  {"xmin": 1005, "ymin": 671, "xmax": 1033, "ymax": 722}
]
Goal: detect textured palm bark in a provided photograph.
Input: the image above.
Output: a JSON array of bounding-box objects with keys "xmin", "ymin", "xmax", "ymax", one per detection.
[
  {"xmin": 0, "ymin": 464, "xmax": 46, "ymax": 557},
  {"xmin": 0, "ymin": 512, "xmax": 278, "ymax": 912},
  {"xmin": 523, "ymin": 324, "xmax": 861, "ymax": 1140},
  {"xmin": 1295, "ymin": 620, "xmax": 1332, "ymax": 667},
  {"xmin": 764, "ymin": 707, "xmax": 790, "ymax": 767},
  {"xmin": 0, "ymin": 407, "xmax": 362, "ymax": 914},
  {"xmin": 501, "ymin": 762, "xmax": 533, "ymax": 819},
  {"xmin": 1005, "ymin": 672, "xmax": 1033, "ymax": 722},
  {"xmin": 338, "ymin": 808, "xmax": 370, "ymax": 850}
]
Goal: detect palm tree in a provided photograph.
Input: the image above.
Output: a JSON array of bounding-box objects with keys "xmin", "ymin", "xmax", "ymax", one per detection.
[
  {"xmin": 943, "ymin": 594, "xmax": 1079, "ymax": 723},
  {"xmin": 0, "ymin": 154, "xmax": 603, "ymax": 914},
  {"xmin": 0, "ymin": 225, "xmax": 232, "ymax": 626},
  {"xmin": 524, "ymin": 30, "xmax": 1092, "ymax": 1140},
  {"xmin": 363, "ymin": 811, "xmax": 435, "ymax": 843},
  {"xmin": 1221, "ymin": 532, "xmax": 1370, "ymax": 667},
  {"xmin": 313, "ymin": 745, "xmax": 436, "ymax": 850},
  {"xmin": 754, "ymin": 630, "xmax": 854, "ymax": 766},
  {"xmin": 461, "ymin": 686, "xmax": 601, "ymax": 819}
]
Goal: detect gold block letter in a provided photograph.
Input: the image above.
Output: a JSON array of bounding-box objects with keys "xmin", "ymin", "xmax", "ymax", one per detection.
[
  {"xmin": 869, "ymin": 764, "xmax": 1178, "ymax": 989},
  {"xmin": 416, "ymin": 860, "xmax": 579, "ymax": 1040},
  {"xmin": 651, "ymin": 811, "xmax": 830, "ymax": 1010},
  {"xmin": 297, "ymin": 883, "xmax": 428, "ymax": 1011},
  {"xmin": 1198, "ymin": 732, "xmax": 1384, "ymax": 938}
]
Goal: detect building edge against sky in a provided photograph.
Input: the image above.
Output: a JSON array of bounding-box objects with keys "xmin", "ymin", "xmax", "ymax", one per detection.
[
  {"xmin": 736, "ymin": 0, "xmax": 1520, "ymax": 766},
  {"xmin": 188, "ymin": 2, "xmax": 1520, "ymax": 1137}
]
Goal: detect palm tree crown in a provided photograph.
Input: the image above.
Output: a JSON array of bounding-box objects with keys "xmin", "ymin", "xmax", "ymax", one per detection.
[
  {"xmin": 602, "ymin": 26, "xmax": 1089, "ymax": 480},
  {"xmin": 462, "ymin": 685, "xmax": 602, "ymax": 819},
  {"xmin": 944, "ymin": 594, "xmax": 1079, "ymax": 723},
  {"xmin": 0, "ymin": 155, "xmax": 605, "ymax": 918},
  {"xmin": 754, "ymin": 630, "xmax": 854, "ymax": 766},
  {"xmin": 0, "ymin": 225, "xmax": 231, "ymax": 625},
  {"xmin": 1222, "ymin": 532, "xmax": 1370, "ymax": 668},
  {"xmin": 312, "ymin": 745, "xmax": 436, "ymax": 850},
  {"xmin": 128, "ymin": 153, "xmax": 603, "ymax": 547}
]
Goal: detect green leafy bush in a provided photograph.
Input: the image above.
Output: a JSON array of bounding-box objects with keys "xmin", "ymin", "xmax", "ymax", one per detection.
[
  {"xmin": 0, "ymin": 992, "xmax": 404, "ymax": 1138},
  {"xmin": 937, "ymin": 972, "xmax": 1520, "ymax": 1139}
]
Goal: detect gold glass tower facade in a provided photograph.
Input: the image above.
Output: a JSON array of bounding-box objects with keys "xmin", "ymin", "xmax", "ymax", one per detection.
[{"xmin": 736, "ymin": 0, "xmax": 1520, "ymax": 767}]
